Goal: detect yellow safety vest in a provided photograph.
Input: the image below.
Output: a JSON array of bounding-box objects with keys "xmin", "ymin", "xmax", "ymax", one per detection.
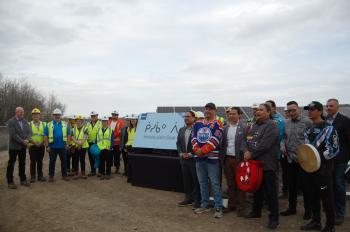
[
  {"xmin": 87, "ymin": 120, "xmax": 102, "ymax": 143},
  {"xmin": 30, "ymin": 121, "xmax": 46, "ymax": 146},
  {"xmin": 47, "ymin": 121, "xmax": 68, "ymax": 144},
  {"xmin": 126, "ymin": 128, "xmax": 136, "ymax": 147},
  {"xmin": 73, "ymin": 126, "xmax": 89, "ymax": 149},
  {"xmin": 69, "ymin": 126, "xmax": 75, "ymax": 146},
  {"xmin": 97, "ymin": 127, "xmax": 112, "ymax": 150}
]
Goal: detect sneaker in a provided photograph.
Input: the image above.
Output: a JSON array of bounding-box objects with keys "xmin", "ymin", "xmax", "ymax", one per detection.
[
  {"xmin": 300, "ymin": 221, "xmax": 321, "ymax": 231},
  {"xmin": 20, "ymin": 180, "xmax": 30, "ymax": 187},
  {"xmin": 178, "ymin": 199, "xmax": 193, "ymax": 207},
  {"xmin": 214, "ymin": 208, "xmax": 223, "ymax": 218},
  {"xmin": 194, "ymin": 207, "xmax": 210, "ymax": 214},
  {"xmin": 8, "ymin": 183, "xmax": 17, "ymax": 189}
]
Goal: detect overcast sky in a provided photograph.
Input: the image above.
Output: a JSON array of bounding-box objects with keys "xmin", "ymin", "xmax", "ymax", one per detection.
[{"xmin": 1, "ymin": 0, "xmax": 349, "ymax": 116}]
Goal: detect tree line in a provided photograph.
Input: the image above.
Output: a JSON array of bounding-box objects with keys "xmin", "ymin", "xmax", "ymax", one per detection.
[{"xmin": 0, "ymin": 73, "xmax": 66, "ymax": 125}]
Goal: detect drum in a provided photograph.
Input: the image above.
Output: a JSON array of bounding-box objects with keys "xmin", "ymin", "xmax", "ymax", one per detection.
[
  {"xmin": 235, "ymin": 160, "xmax": 264, "ymax": 193},
  {"xmin": 297, "ymin": 144, "xmax": 321, "ymax": 173}
]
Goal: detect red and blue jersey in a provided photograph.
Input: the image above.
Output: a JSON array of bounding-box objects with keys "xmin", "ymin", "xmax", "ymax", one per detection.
[{"xmin": 191, "ymin": 119, "xmax": 224, "ymax": 159}]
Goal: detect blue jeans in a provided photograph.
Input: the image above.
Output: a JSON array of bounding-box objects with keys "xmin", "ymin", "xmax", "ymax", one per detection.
[
  {"xmin": 334, "ymin": 163, "xmax": 347, "ymax": 218},
  {"xmin": 196, "ymin": 158, "xmax": 222, "ymax": 209},
  {"xmin": 49, "ymin": 148, "xmax": 67, "ymax": 177}
]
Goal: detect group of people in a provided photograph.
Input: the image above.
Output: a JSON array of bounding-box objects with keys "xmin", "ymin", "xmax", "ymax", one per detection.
[
  {"xmin": 176, "ymin": 99, "xmax": 349, "ymax": 232},
  {"xmin": 6, "ymin": 107, "xmax": 139, "ymax": 187}
]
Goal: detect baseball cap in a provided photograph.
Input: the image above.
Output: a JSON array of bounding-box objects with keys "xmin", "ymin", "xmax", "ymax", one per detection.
[
  {"xmin": 204, "ymin": 102, "xmax": 217, "ymax": 110},
  {"xmin": 304, "ymin": 101, "xmax": 323, "ymax": 111}
]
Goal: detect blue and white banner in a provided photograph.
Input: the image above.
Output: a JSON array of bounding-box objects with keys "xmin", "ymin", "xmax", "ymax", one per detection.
[{"xmin": 133, "ymin": 113, "xmax": 185, "ymax": 150}]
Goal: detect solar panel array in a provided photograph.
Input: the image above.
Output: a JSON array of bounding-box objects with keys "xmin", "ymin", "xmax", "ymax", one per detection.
[{"xmin": 157, "ymin": 105, "xmax": 350, "ymax": 119}]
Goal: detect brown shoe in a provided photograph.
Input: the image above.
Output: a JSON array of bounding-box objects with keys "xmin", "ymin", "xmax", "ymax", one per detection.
[
  {"xmin": 38, "ymin": 176, "xmax": 46, "ymax": 182},
  {"xmin": 30, "ymin": 177, "xmax": 36, "ymax": 183},
  {"xmin": 8, "ymin": 183, "xmax": 17, "ymax": 189},
  {"xmin": 62, "ymin": 176, "xmax": 70, "ymax": 181}
]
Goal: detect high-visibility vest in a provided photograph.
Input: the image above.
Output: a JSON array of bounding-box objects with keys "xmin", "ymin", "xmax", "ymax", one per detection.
[
  {"xmin": 73, "ymin": 126, "xmax": 89, "ymax": 148},
  {"xmin": 30, "ymin": 121, "xmax": 46, "ymax": 145},
  {"xmin": 87, "ymin": 120, "xmax": 102, "ymax": 143},
  {"xmin": 97, "ymin": 127, "xmax": 112, "ymax": 150},
  {"xmin": 126, "ymin": 128, "xmax": 136, "ymax": 147},
  {"xmin": 47, "ymin": 121, "xmax": 67, "ymax": 144}
]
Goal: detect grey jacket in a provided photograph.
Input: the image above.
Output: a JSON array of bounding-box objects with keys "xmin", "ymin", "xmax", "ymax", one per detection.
[
  {"xmin": 247, "ymin": 119, "xmax": 279, "ymax": 172},
  {"xmin": 7, "ymin": 116, "xmax": 32, "ymax": 150},
  {"xmin": 176, "ymin": 126, "xmax": 193, "ymax": 155},
  {"xmin": 221, "ymin": 121, "xmax": 247, "ymax": 161}
]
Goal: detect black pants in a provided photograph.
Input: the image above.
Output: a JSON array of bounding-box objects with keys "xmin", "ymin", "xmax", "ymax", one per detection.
[
  {"xmin": 309, "ymin": 174, "xmax": 335, "ymax": 228},
  {"xmin": 67, "ymin": 149, "xmax": 73, "ymax": 172},
  {"xmin": 180, "ymin": 158, "xmax": 201, "ymax": 204},
  {"xmin": 112, "ymin": 145, "xmax": 121, "ymax": 171},
  {"xmin": 29, "ymin": 145, "xmax": 45, "ymax": 178},
  {"xmin": 88, "ymin": 143, "xmax": 97, "ymax": 174},
  {"xmin": 280, "ymin": 157, "xmax": 289, "ymax": 194},
  {"xmin": 100, "ymin": 149, "xmax": 112, "ymax": 176},
  {"xmin": 121, "ymin": 150, "xmax": 128, "ymax": 175},
  {"xmin": 126, "ymin": 146, "xmax": 133, "ymax": 182},
  {"xmin": 286, "ymin": 162, "xmax": 312, "ymax": 213},
  {"xmin": 253, "ymin": 171, "xmax": 279, "ymax": 222},
  {"xmin": 7, "ymin": 149, "xmax": 27, "ymax": 184},
  {"xmin": 73, "ymin": 148, "xmax": 86, "ymax": 173}
]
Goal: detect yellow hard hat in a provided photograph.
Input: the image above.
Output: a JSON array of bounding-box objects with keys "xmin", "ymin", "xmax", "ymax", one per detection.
[
  {"xmin": 32, "ymin": 108, "xmax": 41, "ymax": 114},
  {"xmin": 75, "ymin": 114, "xmax": 84, "ymax": 120}
]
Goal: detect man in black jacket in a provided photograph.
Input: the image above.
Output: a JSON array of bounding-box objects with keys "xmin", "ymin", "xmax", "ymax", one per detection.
[
  {"xmin": 326, "ymin": 98, "xmax": 350, "ymax": 226},
  {"xmin": 176, "ymin": 111, "xmax": 200, "ymax": 208},
  {"xmin": 244, "ymin": 103, "xmax": 280, "ymax": 230},
  {"xmin": 6, "ymin": 107, "xmax": 32, "ymax": 189}
]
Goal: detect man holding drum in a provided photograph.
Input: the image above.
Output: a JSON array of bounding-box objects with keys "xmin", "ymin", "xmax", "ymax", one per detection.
[{"xmin": 300, "ymin": 101, "xmax": 339, "ymax": 232}]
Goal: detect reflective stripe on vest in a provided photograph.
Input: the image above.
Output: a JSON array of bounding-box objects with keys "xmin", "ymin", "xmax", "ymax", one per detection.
[
  {"xmin": 48, "ymin": 121, "xmax": 67, "ymax": 144},
  {"xmin": 87, "ymin": 120, "xmax": 102, "ymax": 143},
  {"xmin": 97, "ymin": 127, "xmax": 112, "ymax": 150},
  {"xmin": 73, "ymin": 126, "xmax": 89, "ymax": 148},
  {"xmin": 30, "ymin": 121, "xmax": 46, "ymax": 145}
]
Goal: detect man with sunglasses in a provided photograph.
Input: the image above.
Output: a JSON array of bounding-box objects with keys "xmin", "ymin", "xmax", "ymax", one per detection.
[
  {"xmin": 280, "ymin": 101, "xmax": 312, "ymax": 219},
  {"xmin": 301, "ymin": 101, "xmax": 339, "ymax": 232}
]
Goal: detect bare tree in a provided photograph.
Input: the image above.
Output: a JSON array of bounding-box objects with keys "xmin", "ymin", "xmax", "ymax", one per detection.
[{"xmin": 0, "ymin": 75, "xmax": 66, "ymax": 124}]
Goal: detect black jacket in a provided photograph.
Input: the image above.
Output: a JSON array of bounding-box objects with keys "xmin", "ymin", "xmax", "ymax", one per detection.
[
  {"xmin": 332, "ymin": 113, "xmax": 350, "ymax": 164},
  {"xmin": 176, "ymin": 126, "xmax": 193, "ymax": 155}
]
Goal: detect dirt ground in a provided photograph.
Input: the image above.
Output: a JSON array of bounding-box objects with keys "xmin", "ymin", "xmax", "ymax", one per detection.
[{"xmin": 0, "ymin": 151, "xmax": 349, "ymax": 232}]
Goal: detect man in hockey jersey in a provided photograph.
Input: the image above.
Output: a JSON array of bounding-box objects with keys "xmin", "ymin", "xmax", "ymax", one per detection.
[{"xmin": 191, "ymin": 102, "xmax": 224, "ymax": 218}]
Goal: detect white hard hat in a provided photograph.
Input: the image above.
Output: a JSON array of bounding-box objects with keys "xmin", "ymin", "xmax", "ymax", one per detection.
[
  {"xmin": 68, "ymin": 115, "xmax": 75, "ymax": 120},
  {"xmin": 52, "ymin": 108, "xmax": 62, "ymax": 115},
  {"xmin": 196, "ymin": 111, "xmax": 204, "ymax": 119},
  {"xmin": 111, "ymin": 110, "xmax": 119, "ymax": 115},
  {"xmin": 130, "ymin": 114, "xmax": 138, "ymax": 119},
  {"xmin": 251, "ymin": 103, "xmax": 259, "ymax": 109},
  {"xmin": 101, "ymin": 115, "xmax": 109, "ymax": 121},
  {"xmin": 90, "ymin": 111, "xmax": 98, "ymax": 116}
]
